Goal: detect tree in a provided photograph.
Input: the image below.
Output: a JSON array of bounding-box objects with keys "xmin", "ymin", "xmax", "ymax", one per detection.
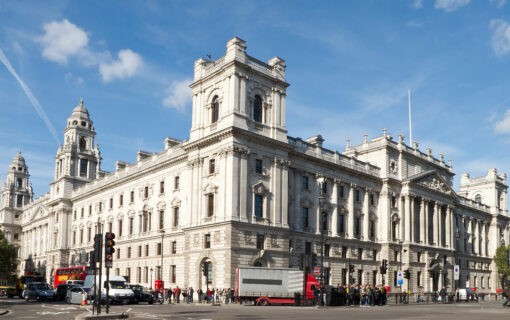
[
  {"xmin": 0, "ymin": 229, "xmax": 17, "ymax": 282},
  {"xmin": 494, "ymin": 244, "xmax": 510, "ymax": 288}
]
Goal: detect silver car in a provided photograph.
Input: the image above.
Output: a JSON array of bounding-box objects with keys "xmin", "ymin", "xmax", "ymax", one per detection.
[{"xmin": 66, "ymin": 287, "xmax": 106, "ymax": 304}]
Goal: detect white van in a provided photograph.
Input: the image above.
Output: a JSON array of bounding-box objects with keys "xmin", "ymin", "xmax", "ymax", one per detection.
[{"xmin": 84, "ymin": 275, "xmax": 134, "ymax": 304}]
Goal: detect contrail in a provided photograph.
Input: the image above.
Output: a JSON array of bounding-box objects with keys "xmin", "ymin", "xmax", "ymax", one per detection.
[{"xmin": 0, "ymin": 48, "xmax": 60, "ymax": 145}]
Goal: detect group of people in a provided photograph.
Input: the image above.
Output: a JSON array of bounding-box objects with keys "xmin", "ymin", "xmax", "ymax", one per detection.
[
  {"xmin": 312, "ymin": 284, "xmax": 388, "ymax": 306},
  {"xmin": 162, "ymin": 287, "xmax": 236, "ymax": 304}
]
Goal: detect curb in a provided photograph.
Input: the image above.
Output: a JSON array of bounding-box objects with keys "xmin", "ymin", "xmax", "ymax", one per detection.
[{"xmin": 0, "ymin": 309, "xmax": 9, "ymax": 316}]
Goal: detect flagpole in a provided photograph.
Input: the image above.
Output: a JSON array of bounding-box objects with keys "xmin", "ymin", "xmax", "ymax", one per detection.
[{"xmin": 408, "ymin": 89, "xmax": 412, "ymax": 145}]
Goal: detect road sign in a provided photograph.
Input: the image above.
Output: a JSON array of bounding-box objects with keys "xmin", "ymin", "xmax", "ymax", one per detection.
[
  {"xmin": 454, "ymin": 265, "xmax": 459, "ymax": 280},
  {"xmin": 397, "ymin": 270, "xmax": 404, "ymax": 286},
  {"xmin": 314, "ymin": 267, "xmax": 320, "ymax": 275}
]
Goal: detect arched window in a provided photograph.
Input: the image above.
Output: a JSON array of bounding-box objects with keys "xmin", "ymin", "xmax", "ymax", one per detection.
[
  {"xmin": 16, "ymin": 178, "xmax": 22, "ymax": 188},
  {"xmin": 211, "ymin": 96, "xmax": 219, "ymax": 123},
  {"xmin": 79, "ymin": 136, "xmax": 87, "ymax": 150},
  {"xmin": 475, "ymin": 194, "xmax": 482, "ymax": 204},
  {"xmin": 253, "ymin": 95, "xmax": 262, "ymax": 123}
]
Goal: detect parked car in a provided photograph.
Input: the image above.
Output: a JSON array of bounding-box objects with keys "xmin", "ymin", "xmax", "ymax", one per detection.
[
  {"xmin": 24, "ymin": 282, "xmax": 56, "ymax": 301},
  {"xmin": 66, "ymin": 287, "xmax": 106, "ymax": 305},
  {"xmin": 56, "ymin": 284, "xmax": 79, "ymax": 301},
  {"xmin": 127, "ymin": 285, "xmax": 154, "ymax": 304}
]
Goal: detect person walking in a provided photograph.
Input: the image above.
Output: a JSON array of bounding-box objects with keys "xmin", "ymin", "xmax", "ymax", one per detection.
[{"xmin": 439, "ymin": 286, "xmax": 447, "ymax": 304}]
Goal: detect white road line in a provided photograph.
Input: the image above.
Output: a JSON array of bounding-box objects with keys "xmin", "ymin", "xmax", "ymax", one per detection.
[{"xmin": 126, "ymin": 307, "xmax": 132, "ymax": 312}]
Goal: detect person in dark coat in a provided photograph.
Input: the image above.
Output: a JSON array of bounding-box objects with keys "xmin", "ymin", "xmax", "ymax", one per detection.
[{"xmin": 439, "ymin": 286, "xmax": 447, "ymax": 304}]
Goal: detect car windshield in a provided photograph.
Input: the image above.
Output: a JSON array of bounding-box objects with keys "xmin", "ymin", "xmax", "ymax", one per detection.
[
  {"xmin": 35, "ymin": 283, "xmax": 50, "ymax": 290},
  {"xmin": 109, "ymin": 281, "xmax": 126, "ymax": 289},
  {"xmin": 131, "ymin": 286, "xmax": 143, "ymax": 292}
]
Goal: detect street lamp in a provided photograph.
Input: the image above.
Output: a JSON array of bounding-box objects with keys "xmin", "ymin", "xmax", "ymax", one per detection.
[
  {"xmin": 150, "ymin": 268, "xmax": 153, "ymax": 290},
  {"xmin": 318, "ymin": 178, "xmax": 327, "ymax": 307}
]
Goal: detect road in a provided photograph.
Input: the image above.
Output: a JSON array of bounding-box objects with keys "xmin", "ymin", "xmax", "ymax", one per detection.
[{"xmin": 0, "ymin": 298, "xmax": 508, "ymax": 320}]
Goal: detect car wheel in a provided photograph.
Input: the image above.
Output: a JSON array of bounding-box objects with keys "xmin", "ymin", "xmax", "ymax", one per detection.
[
  {"xmin": 259, "ymin": 299, "xmax": 269, "ymax": 306},
  {"xmin": 149, "ymin": 300, "xmax": 153, "ymax": 305}
]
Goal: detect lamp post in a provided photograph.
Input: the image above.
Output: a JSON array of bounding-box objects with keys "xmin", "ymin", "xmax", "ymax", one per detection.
[{"xmin": 318, "ymin": 178, "xmax": 327, "ymax": 307}]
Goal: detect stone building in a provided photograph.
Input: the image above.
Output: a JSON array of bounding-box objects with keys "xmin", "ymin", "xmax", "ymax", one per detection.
[{"xmin": 1, "ymin": 37, "xmax": 509, "ymax": 293}]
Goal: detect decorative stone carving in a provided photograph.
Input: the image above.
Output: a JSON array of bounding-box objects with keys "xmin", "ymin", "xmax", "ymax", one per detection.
[
  {"xmin": 416, "ymin": 175, "xmax": 451, "ymax": 194},
  {"xmin": 187, "ymin": 157, "xmax": 203, "ymax": 168},
  {"xmin": 252, "ymin": 182, "xmax": 269, "ymax": 195},
  {"xmin": 273, "ymin": 157, "xmax": 290, "ymax": 168},
  {"xmin": 244, "ymin": 232, "xmax": 252, "ymax": 243},
  {"xmin": 271, "ymin": 234, "xmax": 278, "ymax": 247},
  {"xmin": 214, "ymin": 231, "xmax": 220, "ymax": 242}
]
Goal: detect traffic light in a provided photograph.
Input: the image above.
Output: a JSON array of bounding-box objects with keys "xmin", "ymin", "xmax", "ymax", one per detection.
[
  {"xmin": 202, "ymin": 262, "xmax": 208, "ymax": 277},
  {"xmin": 428, "ymin": 270, "xmax": 434, "ymax": 278},
  {"xmin": 311, "ymin": 253, "xmax": 318, "ymax": 267},
  {"xmin": 104, "ymin": 232, "xmax": 115, "ymax": 268},
  {"xmin": 93, "ymin": 234, "xmax": 102, "ymax": 262},
  {"xmin": 349, "ymin": 264, "xmax": 354, "ymax": 274},
  {"xmin": 404, "ymin": 270, "xmax": 410, "ymax": 279},
  {"xmin": 380, "ymin": 259, "xmax": 388, "ymax": 274}
]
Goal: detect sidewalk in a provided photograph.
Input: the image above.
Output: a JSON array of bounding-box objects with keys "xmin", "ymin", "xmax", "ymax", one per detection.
[{"xmin": 0, "ymin": 308, "xmax": 9, "ymax": 316}]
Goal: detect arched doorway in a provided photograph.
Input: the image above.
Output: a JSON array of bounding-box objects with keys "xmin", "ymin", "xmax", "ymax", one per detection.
[{"xmin": 199, "ymin": 258, "xmax": 213, "ymax": 290}]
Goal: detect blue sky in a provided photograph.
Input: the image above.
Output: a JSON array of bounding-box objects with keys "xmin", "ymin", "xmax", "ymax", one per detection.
[{"xmin": 1, "ymin": 0, "xmax": 510, "ymax": 197}]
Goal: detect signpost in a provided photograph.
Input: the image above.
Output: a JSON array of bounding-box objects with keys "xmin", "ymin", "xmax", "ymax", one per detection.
[
  {"xmin": 314, "ymin": 267, "xmax": 320, "ymax": 276},
  {"xmin": 397, "ymin": 270, "xmax": 404, "ymax": 286},
  {"xmin": 454, "ymin": 265, "xmax": 459, "ymax": 281}
]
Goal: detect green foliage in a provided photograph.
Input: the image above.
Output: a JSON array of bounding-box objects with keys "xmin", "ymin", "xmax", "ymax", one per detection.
[
  {"xmin": 0, "ymin": 229, "xmax": 17, "ymax": 281},
  {"xmin": 494, "ymin": 244, "xmax": 510, "ymax": 280}
]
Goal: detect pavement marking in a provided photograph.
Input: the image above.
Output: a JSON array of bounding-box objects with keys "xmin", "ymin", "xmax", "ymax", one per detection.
[
  {"xmin": 36, "ymin": 311, "xmax": 70, "ymax": 315},
  {"xmin": 126, "ymin": 307, "xmax": 132, "ymax": 312}
]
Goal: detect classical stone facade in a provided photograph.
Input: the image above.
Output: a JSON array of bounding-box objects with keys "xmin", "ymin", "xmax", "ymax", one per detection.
[{"xmin": 1, "ymin": 37, "xmax": 509, "ymax": 293}]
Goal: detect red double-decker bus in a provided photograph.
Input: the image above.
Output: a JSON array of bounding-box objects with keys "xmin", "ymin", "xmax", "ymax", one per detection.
[{"xmin": 53, "ymin": 266, "xmax": 89, "ymax": 288}]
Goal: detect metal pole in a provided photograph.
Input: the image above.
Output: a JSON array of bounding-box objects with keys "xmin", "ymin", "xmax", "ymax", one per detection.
[{"xmin": 106, "ymin": 265, "xmax": 110, "ymax": 313}]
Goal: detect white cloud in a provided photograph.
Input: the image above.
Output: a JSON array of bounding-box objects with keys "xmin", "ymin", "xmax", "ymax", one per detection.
[
  {"xmin": 99, "ymin": 49, "xmax": 143, "ymax": 82},
  {"xmin": 490, "ymin": 0, "xmax": 507, "ymax": 8},
  {"xmin": 434, "ymin": 0, "xmax": 470, "ymax": 12},
  {"xmin": 39, "ymin": 19, "xmax": 88, "ymax": 64},
  {"xmin": 407, "ymin": 20, "xmax": 423, "ymax": 28},
  {"xmin": 162, "ymin": 79, "xmax": 192, "ymax": 112},
  {"xmin": 494, "ymin": 109, "xmax": 510, "ymax": 133},
  {"xmin": 490, "ymin": 19, "xmax": 510, "ymax": 56},
  {"xmin": 412, "ymin": 0, "xmax": 423, "ymax": 8},
  {"xmin": 64, "ymin": 72, "xmax": 84, "ymax": 86}
]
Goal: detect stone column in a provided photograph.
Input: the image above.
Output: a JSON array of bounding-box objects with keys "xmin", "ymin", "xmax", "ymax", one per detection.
[
  {"xmin": 281, "ymin": 161, "xmax": 289, "ymax": 228},
  {"xmin": 459, "ymin": 216, "xmax": 465, "ymax": 253},
  {"xmin": 239, "ymin": 76, "xmax": 247, "ymax": 114},
  {"xmin": 332, "ymin": 181, "xmax": 339, "ymax": 236},
  {"xmin": 445, "ymin": 206, "xmax": 451, "ymax": 248},
  {"xmin": 400, "ymin": 196, "xmax": 405, "ymax": 241},
  {"xmin": 363, "ymin": 189, "xmax": 370, "ymax": 240},
  {"xmin": 432, "ymin": 203, "xmax": 439, "ymax": 246},
  {"xmin": 295, "ymin": 170, "xmax": 302, "ymax": 231},
  {"xmin": 404, "ymin": 195, "xmax": 411, "ymax": 242},
  {"xmin": 420, "ymin": 198, "xmax": 426, "ymax": 244},
  {"xmin": 474, "ymin": 220, "xmax": 480, "ymax": 255},
  {"xmin": 467, "ymin": 218, "xmax": 473, "ymax": 254},
  {"xmin": 424, "ymin": 200, "xmax": 429, "ymax": 244},
  {"xmin": 348, "ymin": 185, "xmax": 355, "ymax": 238},
  {"xmin": 410, "ymin": 196, "xmax": 415, "ymax": 243}
]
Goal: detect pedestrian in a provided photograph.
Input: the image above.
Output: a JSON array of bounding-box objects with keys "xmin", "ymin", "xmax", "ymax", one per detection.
[
  {"xmin": 174, "ymin": 286, "xmax": 181, "ymax": 304},
  {"xmin": 197, "ymin": 288, "xmax": 203, "ymax": 303},
  {"xmin": 189, "ymin": 287, "xmax": 194, "ymax": 303},
  {"xmin": 439, "ymin": 286, "xmax": 447, "ymax": 304}
]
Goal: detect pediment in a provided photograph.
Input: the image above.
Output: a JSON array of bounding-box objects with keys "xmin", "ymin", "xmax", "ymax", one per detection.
[
  {"xmin": 407, "ymin": 170, "xmax": 454, "ymax": 195},
  {"xmin": 252, "ymin": 182, "xmax": 269, "ymax": 195},
  {"xmin": 28, "ymin": 204, "xmax": 49, "ymax": 223}
]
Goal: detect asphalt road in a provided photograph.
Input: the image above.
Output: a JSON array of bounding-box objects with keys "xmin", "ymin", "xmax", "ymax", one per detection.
[{"xmin": 0, "ymin": 298, "xmax": 508, "ymax": 320}]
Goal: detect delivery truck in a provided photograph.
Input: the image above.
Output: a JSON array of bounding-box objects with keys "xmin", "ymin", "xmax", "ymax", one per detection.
[{"xmin": 235, "ymin": 266, "xmax": 320, "ymax": 306}]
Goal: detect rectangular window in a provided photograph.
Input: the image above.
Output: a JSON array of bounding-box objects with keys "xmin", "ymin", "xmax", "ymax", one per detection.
[
  {"xmin": 358, "ymin": 248, "xmax": 362, "ymax": 260},
  {"xmin": 145, "ymin": 244, "xmax": 149, "ymax": 256},
  {"xmin": 157, "ymin": 243, "xmax": 162, "ymax": 255},
  {"xmin": 320, "ymin": 181, "xmax": 327, "ymax": 194},
  {"xmin": 338, "ymin": 185, "xmax": 344, "ymax": 199},
  {"xmin": 126, "ymin": 268, "xmax": 131, "ymax": 282},
  {"xmin": 138, "ymin": 246, "xmax": 142, "ymax": 257},
  {"xmin": 373, "ymin": 270, "xmax": 377, "ymax": 286},
  {"xmin": 325, "ymin": 244, "xmax": 330, "ymax": 257},
  {"xmin": 256, "ymin": 234, "xmax": 265, "ymax": 250},
  {"xmin": 171, "ymin": 265, "xmax": 176, "ymax": 283},
  {"xmin": 391, "ymin": 196, "xmax": 397, "ymax": 208},
  {"xmin": 338, "ymin": 214, "xmax": 345, "ymax": 234},
  {"xmin": 373, "ymin": 249, "xmax": 377, "ymax": 261},
  {"xmin": 394, "ymin": 250, "xmax": 399, "ymax": 262},
  {"xmin": 129, "ymin": 218, "xmax": 133, "ymax": 235},
  {"xmin": 173, "ymin": 207, "xmax": 179, "ymax": 227},
  {"xmin": 137, "ymin": 267, "xmax": 141, "ymax": 283},
  {"xmin": 301, "ymin": 207, "xmax": 309, "ymax": 228},
  {"xmin": 159, "ymin": 210, "xmax": 164, "ymax": 230},
  {"xmin": 358, "ymin": 270, "xmax": 363, "ymax": 285},
  {"xmin": 120, "ymin": 194, "xmax": 123, "ymax": 206},
  {"xmin": 305, "ymin": 242, "xmax": 312, "ymax": 255},
  {"xmin": 394, "ymin": 270, "xmax": 398, "ymax": 287},
  {"xmin": 109, "ymin": 198, "xmax": 113, "ymax": 209},
  {"xmin": 118, "ymin": 220, "xmax": 123, "ymax": 237},
  {"xmin": 73, "ymin": 231, "xmax": 76, "ymax": 245},
  {"xmin": 209, "ymin": 159, "xmax": 215, "ymax": 174},
  {"xmin": 172, "ymin": 241, "xmax": 176, "ymax": 254},
  {"xmin": 144, "ymin": 186, "xmax": 149, "ymax": 199},
  {"xmin": 207, "ymin": 194, "xmax": 214, "ymax": 217},
  {"xmin": 160, "ymin": 181, "xmax": 165, "ymax": 194},
  {"xmin": 302, "ymin": 176, "xmax": 309, "ymax": 190},
  {"xmin": 87, "ymin": 228, "xmax": 91, "ymax": 242},
  {"xmin": 116, "ymin": 248, "xmax": 120, "ymax": 259},
  {"xmin": 109, "ymin": 222, "xmax": 112, "ymax": 233},
  {"xmin": 354, "ymin": 217, "xmax": 361, "ymax": 237},
  {"xmin": 80, "ymin": 229, "xmax": 83, "ymax": 243},
  {"xmin": 81, "ymin": 208, "xmax": 84, "ymax": 218},
  {"xmin": 80, "ymin": 159, "xmax": 88, "ymax": 177},
  {"xmin": 342, "ymin": 246, "xmax": 347, "ymax": 259},
  {"xmin": 144, "ymin": 267, "xmax": 148, "ymax": 283},
  {"xmin": 73, "ymin": 210, "xmax": 77, "ymax": 220},
  {"xmin": 204, "ymin": 234, "xmax": 211, "ymax": 248},
  {"xmin": 369, "ymin": 220, "xmax": 375, "ymax": 239},
  {"xmin": 417, "ymin": 271, "xmax": 422, "ymax": 287},
  {"xmin": 417, "ymin": 252, "xmax": 421, "ymax": 263},
  {"xmin": 355, "ymin": 190, "xmax": 360, "ymax": 202},
  {"xmin": 370, "ymin": 194, "xmax": 375, "ymax": 206},
  {"xmin": 127, "ymin": 247, "xmax": 132, "ymax": 258},
  {"xmin": 130, "ymin": 191, "xmax": 134, "ymax": 203},
  {"xmin": 255, "ymin": 159, "xmax": 263, "ymax": 174},
  {"xmin": 254, "ymin": 195, "xmax": 263, "ymax": 218},
  {"xmin": 174, "ymin": 176, "xmax": 180, "ymax": 189},
  {"xmin": 89, "ymin": 205, "xmax": 92, "ymax": 216}
]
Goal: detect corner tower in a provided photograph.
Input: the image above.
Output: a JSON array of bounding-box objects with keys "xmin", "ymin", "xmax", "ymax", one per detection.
[
  {"xmin": 189, "ymin": 37, "xmax": 290, "ymax": 143},
  {"xmin": 51, "ymin": 99, "xmax": 101, "ymax": 199}
]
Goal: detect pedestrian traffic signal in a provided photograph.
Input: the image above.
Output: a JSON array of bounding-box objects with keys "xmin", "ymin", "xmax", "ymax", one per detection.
[
  {"xmin": 380, "ymin": 259, "xmax": 387, "ymax": 274},
  {"xmin": 93, "ymin": 234, "xmax": 102, "ymax": 262},
  {"xmin": 404, "ymin": 269, "xmax": 410, "ymax": 279},
  {"xmin": 104, "ymin": 232, "xmax": 115, "ymax": 268},
  {"xmin": 202, "ymin": 262, "xmax": 208, "ymax": 277},
  {"xmin": 312, "ymin": 253, "xmax": 318, "ymax": 267},
  {"xmin": 349, "ymin": 264, "xmax": 354, "ymax": 273}
]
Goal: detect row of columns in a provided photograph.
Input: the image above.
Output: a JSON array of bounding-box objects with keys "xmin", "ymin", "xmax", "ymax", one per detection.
[{"xmin": 456, "ymin": 216, "xmax": 489, "ymax": 256}]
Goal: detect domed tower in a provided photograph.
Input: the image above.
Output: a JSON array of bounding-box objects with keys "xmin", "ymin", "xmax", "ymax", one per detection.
[
  {"xmin": 0, "ymin": 152, "xmax": 32, "ymax": 246},
  {"xmin": 51, "ymin": 99, "xmax": 102, "ymax": 199},
  {"xmin": 1, "ymin": 152, "xmax": 33, "ymax": 209}
]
